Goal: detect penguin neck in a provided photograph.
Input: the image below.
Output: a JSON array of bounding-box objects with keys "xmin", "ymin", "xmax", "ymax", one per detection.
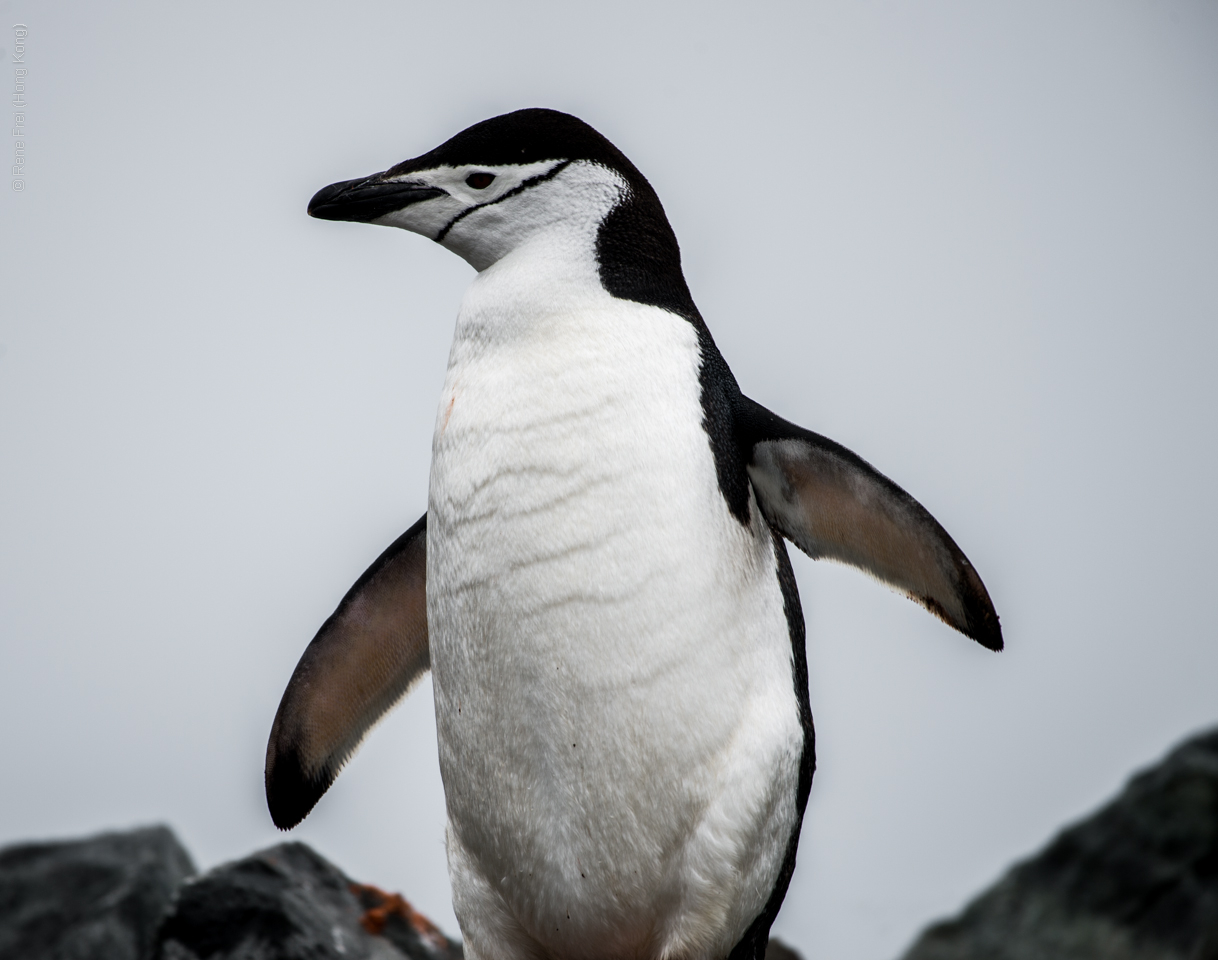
[{"xmin": 453, "ymin": 224, "xmax": 616, "ymax": 350}]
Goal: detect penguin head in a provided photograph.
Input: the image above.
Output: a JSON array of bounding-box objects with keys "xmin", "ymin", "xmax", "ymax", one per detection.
[{"xmin": 308, "ymin": 109, "xmax": 653, "ymax": 272}]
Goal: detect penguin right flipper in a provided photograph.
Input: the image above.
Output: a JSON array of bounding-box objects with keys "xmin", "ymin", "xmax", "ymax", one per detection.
[
  {"xmin": 737, "ymin": 396, "xmax": 1002, "ymax": 651},
  {"xmin": 265, "ymin": 514, "xmax": 429, "ymax": 829}
]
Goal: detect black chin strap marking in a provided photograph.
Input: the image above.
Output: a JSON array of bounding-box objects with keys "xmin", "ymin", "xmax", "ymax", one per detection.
[{"xmin": 434, "ymin": 159, "xmax": 574, "ymax": 244}]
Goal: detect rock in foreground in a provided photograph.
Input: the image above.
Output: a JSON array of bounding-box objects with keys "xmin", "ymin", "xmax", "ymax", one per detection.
[
  {"xmin": 900, "ymin": 728, "xmax": 1218, "ymax": 960},
  {"xmin": 0, "ymin": 825, "xmax": 196, "ymax": 960},
  {"xmin": 155, "ymin": 842, "xmax": 461, "ymax": 960},
  {"xmin": 7, "ymin": 721, "xmax": 1218, "ymax": 960},
  {"xmin": 0, "ymin": 824, "xmax": 800, "ymax": 960}
]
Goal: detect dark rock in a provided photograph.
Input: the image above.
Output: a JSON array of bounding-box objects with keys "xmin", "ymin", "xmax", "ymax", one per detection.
[
  {"xmin": 154, "ymin": 842, "xmax": 462, "ymax": 960},
  {"xmin": 151, "ymin": 840, "xmax": 800, "ymax": 960},
  {"xmin": 0, "ymin": 824, "xmax": 797, "ymax": 960},
  {"xmin": 764, "ymin": 937, "xmax": 804, "ymax": 960},
  {"xmin": 0, "ymin": 824, "xmax": 196, "ymax": 960},
  {"xmin": 899, "ymin": 727, "xmax": 1218, "ymax": 960}
]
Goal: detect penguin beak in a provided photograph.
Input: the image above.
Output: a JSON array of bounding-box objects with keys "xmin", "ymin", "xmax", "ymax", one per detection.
[{"xmin": 308, "ymin": 176, "xmax": 447, "ymax": 223}]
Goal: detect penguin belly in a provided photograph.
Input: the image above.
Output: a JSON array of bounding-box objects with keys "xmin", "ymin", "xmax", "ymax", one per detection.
[{"xmin": 427, "ymin": 266, "xmax": 804, "ymax": 960}]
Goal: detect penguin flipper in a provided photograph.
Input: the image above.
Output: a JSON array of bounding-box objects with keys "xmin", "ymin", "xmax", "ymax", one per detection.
[
  {"xmin": 738, "ymin": 397, "xmax": 1002, "ymax": 651},
  {"xmin": 265, "ymin": 514, "xmax": 429, "ymax": 829}
]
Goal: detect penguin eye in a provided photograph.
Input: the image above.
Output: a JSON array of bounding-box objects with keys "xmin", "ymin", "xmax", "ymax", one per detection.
[{"xmin": 466, "ymin": 172, "xmax": 495, "ymax": 189}]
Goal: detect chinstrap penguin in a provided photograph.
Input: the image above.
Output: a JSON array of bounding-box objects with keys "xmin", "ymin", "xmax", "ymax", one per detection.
[{"xmin": 265, "ymin": 109, "xmax": 1002, "ymax": 960}]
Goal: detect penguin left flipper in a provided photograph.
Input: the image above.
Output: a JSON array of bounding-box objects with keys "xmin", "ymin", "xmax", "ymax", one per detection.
[
  {"xmin": 265, "ymin": 514, "xmax": 429, "ymax": 829},
  {"xmin": 738, "ymin": 396, "xmax": 1003, "ymax": 651}
]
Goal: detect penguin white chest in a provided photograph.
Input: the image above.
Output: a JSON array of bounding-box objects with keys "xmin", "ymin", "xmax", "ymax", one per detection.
[{"xmin": 426, "ymin": 260, "xmax": 803, "ymax": 960}]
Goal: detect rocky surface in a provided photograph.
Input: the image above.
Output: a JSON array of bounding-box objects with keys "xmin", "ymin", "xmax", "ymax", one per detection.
[
  {"xmin": 899, "ymin": 727, "xmax": 1218, "ymax": 960},
  {"xmin": 0, "ymin": 825, "xmax": 196, "ymax": 960},
  {"xmin": 155, "ymin": 842, "xmax": 461, "ymax": 960},
  {"xmin": 0, "ymin": 825, "xmax": 803, "ymax": 960},
  {"xmin": 8, "ymin": 728, "xmax": 1216, "ymax": 960},
  {"xmin": 764, "ymin": 939, "xmax": 803, "ymax": 960}
]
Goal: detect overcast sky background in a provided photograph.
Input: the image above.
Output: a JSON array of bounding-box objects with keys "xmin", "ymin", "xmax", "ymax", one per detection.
[{"xmin": 1, "ymin": 2, "xmax": 1216, "ymax": 958}]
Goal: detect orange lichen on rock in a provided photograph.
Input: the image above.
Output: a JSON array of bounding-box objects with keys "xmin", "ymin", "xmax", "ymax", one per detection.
[{"xmin": 350, "ymin": 882, "xmax": 449, "ymax": 951}]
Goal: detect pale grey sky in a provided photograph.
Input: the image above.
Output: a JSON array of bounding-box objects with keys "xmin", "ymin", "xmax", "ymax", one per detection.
[{"xmin": 1, "ymin": 3, "xmax": 1216, "ymax": 958}]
